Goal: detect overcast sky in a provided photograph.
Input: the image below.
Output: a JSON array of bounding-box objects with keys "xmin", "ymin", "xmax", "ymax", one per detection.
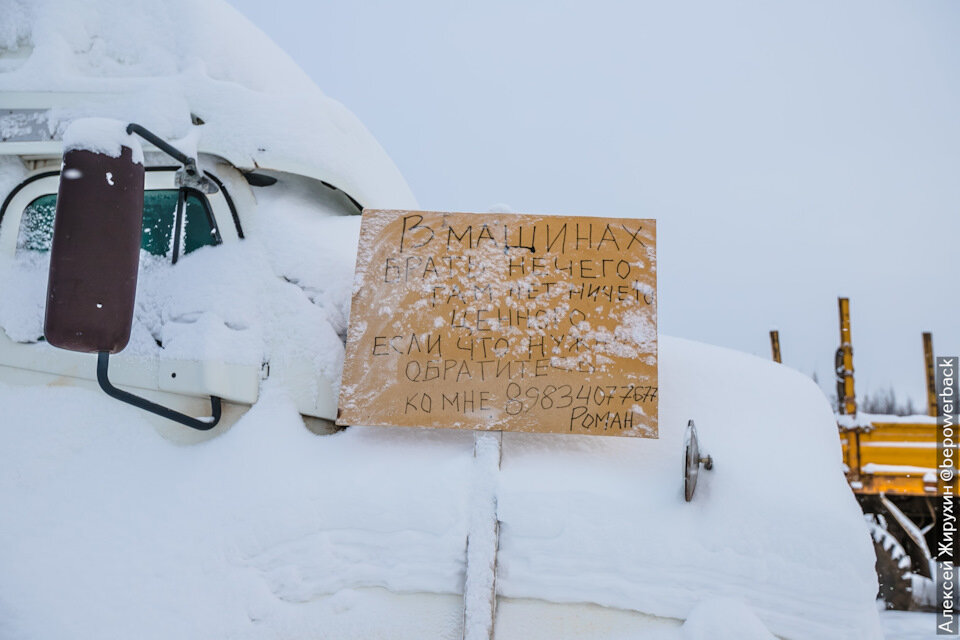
[{"xmin": 228, "ymin": 0, "xmax": 958, "ymax": 410}]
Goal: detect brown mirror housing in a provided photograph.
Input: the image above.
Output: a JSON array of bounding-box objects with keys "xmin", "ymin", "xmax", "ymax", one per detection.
[{"xmin": 44, "ymin": 146, "xmax": 145, "ymax": 353}]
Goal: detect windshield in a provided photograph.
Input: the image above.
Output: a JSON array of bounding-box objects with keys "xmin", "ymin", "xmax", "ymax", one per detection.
[{"xmin": 16, "ymin": 189, "xmax": 218, "ymax": 258}]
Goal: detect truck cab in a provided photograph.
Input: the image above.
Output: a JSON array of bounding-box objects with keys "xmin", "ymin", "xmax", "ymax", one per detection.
[{"xmin": 0, "ymin": 91, "xmax": 409, "ymax": 439}]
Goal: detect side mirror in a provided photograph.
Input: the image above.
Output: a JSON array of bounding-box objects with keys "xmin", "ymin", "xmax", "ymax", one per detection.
[
  {"xmin": 44, "ymin": 145, "xmax": 144, "ymax": 353},
  {"xmin": 683, "ymin": 419, "xmax": 713, "ymax": 502},
  {"xmin": 44, "ymin": 119, "xmax": 221, "ymax": 431}
]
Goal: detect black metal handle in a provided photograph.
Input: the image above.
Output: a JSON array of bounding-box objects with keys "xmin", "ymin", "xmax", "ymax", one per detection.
[
  {"xmin": 125, "ymin": 123, "xmax": 199, "ymax": 177},
  {"xmin": 97, "ymin": 352, "xmax": 222, "ymax": 430}
]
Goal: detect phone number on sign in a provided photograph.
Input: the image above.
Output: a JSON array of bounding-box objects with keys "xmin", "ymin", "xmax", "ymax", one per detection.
[{"xmin": 503, "ymin": 382, "xmax": 657, "ymax": 415}]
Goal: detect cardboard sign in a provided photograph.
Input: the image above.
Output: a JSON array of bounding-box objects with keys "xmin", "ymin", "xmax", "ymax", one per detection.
[{"xmin": 337, "ymin": 210, "xmax": 658, "ymax": 437}]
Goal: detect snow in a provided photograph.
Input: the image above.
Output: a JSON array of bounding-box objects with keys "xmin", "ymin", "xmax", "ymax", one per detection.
[
  {"xmin": 0, "ymin": 183, "xmax": 356, "ymax": 405},
  {"xmin": 245, "ymin": 185, "xmax": 363, "ymax": 344},
  {"xmin": 878, "ymin": 609, "xmax": 939, "ymax": 640},
  {"xmin": 0, "ymin": 154, "xmax": 26, "ymax": 199},
  {"xmin": 0, "ymin": 0, "xmax": 416, "ymax": 210},
  {"xmin": 681, "ymin": 597, "xmax": 776, "ymax": 640},
  {"xmin": 0, "ymin": 332, "xmax": 884, "ymax": 639},
  {"xmin": 0, "ymin": 380, "xmax": 473, "ymax": 639},
  {"xmin": 838, "ymin": 413, "xmax": 938, "ymax": 428},
  {"xmin": 861, "ymin": 463, "xmax": 936, "ymax": 476},
  {"xmin": 61, "ymin": 117, "xmax": 144, "ymax": 164},
  {"xmin": 0, "ymin": 251, "xmax": 48, "ymax": 343},
  {"xmin": 495, "ymin": 337, "xmax": 882, "ymax": 639}
]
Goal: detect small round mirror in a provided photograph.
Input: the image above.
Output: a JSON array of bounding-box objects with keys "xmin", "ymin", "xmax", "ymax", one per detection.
[
  {"xmin": 684, "ymin": 419, "xmax": 701, "ymax": 501},
  {"xmin": 684, "ymin": 419, "xmax": 713, "ymax": 502}
]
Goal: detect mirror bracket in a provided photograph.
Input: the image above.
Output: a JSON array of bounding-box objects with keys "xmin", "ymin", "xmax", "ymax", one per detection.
[
  {"xmin": 125, "ymin": 123, "xmax": 219, "ymax": 194},
  {"xmin": 97, "ymin": 352, "xmax": 222, "ymax": 431},
  {"xmin": 175, "ymin": 167, "xmax": 219, "ymax": 194}
]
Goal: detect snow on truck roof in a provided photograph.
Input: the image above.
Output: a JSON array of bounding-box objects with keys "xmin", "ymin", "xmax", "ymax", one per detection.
[{"xmin": 0, "ymin": 0, "xmax": 417, "ymax": 210}]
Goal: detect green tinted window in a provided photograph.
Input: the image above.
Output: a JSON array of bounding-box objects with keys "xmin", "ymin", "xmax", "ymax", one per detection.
[
  {"xmin": 17, "ymin": 189, "xmax": 217, "ymax": 258},
  {"xmin": 16, "ymin": 194, "xmax": 56, "ymax": 252},
  {"xmin": 182, "ymin": 192, "xmax": 219, "ymax": 254}
]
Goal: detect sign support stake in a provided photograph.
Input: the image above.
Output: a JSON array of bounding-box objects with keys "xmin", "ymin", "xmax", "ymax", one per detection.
[
  {"xmin": 462, "ymin": 430, "xmax": 502, "ymax": 640},
  {"xmin": 923, "ymin": 332, "xmax": 938, "ymax": 417},
  {"xmin": 769, "ymin": 330, "xmax": 781, "ymax": 363}
]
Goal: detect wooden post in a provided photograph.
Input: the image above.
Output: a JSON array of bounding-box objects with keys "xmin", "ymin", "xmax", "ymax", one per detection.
[
  {"xmin": 462, "ymin": 431, "xmax": 502, "ymax": 640},
  {"xmin": 923, "ymin": 332, "xmax": 938, "ymax": 417},
  {"xmin": 769, "ymin": 330, "xmax": 782, "ymax": 363}
]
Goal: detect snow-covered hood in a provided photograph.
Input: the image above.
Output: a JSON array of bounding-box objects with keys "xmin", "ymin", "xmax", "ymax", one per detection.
[
  {"xmin": 0, "ymin": 0, "xmax": 417, "ymax": 210},
  {"xmin": 0, "ymin": 334, "xmax": 884, "ymax": 639}
]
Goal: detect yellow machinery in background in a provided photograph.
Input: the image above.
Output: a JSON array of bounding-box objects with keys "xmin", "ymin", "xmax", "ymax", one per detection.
[
  {"xmin": 769, "ymin": 330, "xmax": 782, "ymax": 364},
  {"xmin": 773, "ymin": 299, "xmax": 941, "ymax": 610}
]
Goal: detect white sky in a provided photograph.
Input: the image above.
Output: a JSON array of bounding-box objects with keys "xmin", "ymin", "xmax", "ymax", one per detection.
[{"xmin": 228, "ymin": 0, "xmax": 958, "ymax": 410}]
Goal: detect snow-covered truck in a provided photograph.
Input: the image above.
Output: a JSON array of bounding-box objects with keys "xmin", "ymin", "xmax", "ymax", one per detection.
[{"xmin": 0, "ymin": 1, "xmax": 885, "ymax": 638}]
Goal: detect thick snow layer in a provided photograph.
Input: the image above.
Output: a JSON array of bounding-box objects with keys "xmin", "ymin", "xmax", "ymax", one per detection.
[
  {"xmin": 495, "ymin": 337, "xmax": 882, "ymax": 639},
  {"xmin": 0, "ymin": 0, "xmax": 416, "ymax": 210},
  {"xmin": 838, "ymin": 412, "xmax": 938, "ymax": 428},
  {"xmin": 0, "ymin": 184, "xmax": 357, "ymax": 394},
  {"xmin": 61, "ymin": 117, "xmax": 144, "ymax": 164},
  {"xmin": 878, "ymin": 609, "xmax": 939, "ymax": 640},
  {"xmin": 0, "ymin": 154, "xmax": 26, "ymax": 199},
  {"xmin": 681, "ymin": 598, "xmax": 775, "ymax": 640},
  {"xmin": 0, "ymin": 381, "xmax": 472, "ymax": 639},
  {"xmin": 0, "ymin": 335, "xmax": 882, "ymax": 639}
]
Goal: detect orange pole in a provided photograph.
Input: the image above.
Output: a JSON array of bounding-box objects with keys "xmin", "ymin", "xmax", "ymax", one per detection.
[
  {"xmin": 769, "ymin": 330, "xmax": 782, "ymax": 363},
  {"xmin": 923, "ymin": 332, "xmax": 938, "ymax": 417},
  {"xmin": 836, "ymin": 298, "xmax": 856, "ymax": 415}
]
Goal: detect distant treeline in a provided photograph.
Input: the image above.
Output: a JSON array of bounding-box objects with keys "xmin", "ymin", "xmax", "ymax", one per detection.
[
  {"xmin": 817, "ymin": 369, "xmax": 919, "ymax": 416},
  {"xmin": 857, "ymin": 387, "xmax": 918, "ymax": 417}
]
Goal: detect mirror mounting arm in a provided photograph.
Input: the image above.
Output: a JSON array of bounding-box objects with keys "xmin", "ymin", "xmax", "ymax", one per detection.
[
  {"xmin": 125, "ymin": 123, "xmax": 218, "ymax": 193},
  {"xmin": 97, "ymin": 352, "xmax": 222, "ymax": 431},
  {"xmin": 126, "ymin": 123, "xmax": 194, "ymax": 172}
]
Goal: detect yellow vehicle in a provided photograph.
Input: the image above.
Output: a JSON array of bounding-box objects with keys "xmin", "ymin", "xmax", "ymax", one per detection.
[{"xmin": 775, "ymin": 299, "xmax": 941, "ymax": 609}]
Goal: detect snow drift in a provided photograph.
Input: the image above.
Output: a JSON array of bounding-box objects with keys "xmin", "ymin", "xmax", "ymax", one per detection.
[{"xmin": 0, "ymin": 333, "xmax": 883, "ymax": 639}]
